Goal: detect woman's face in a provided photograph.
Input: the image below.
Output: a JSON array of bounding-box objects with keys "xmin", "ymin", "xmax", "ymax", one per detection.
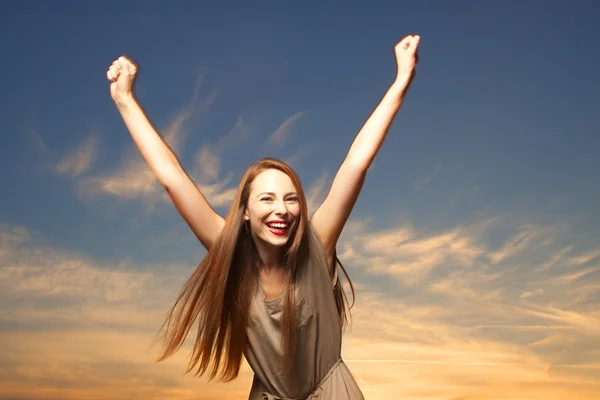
[{"xmin": 244, "ymin": 169, "xmax": 301, "ymax": 248}]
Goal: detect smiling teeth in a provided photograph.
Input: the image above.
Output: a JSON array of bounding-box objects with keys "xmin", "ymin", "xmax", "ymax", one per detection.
[{"xmin": 267, "ymin": 223, "xmax": 287, "ymax": 228}]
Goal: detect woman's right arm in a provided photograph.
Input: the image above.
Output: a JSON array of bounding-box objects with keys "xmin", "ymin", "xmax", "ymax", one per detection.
[{"xmin": 107, "ymin": 56, "xmax": 225, "ymax": 251}]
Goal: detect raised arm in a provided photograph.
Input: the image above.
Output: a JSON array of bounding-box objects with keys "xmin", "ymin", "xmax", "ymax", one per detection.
[
  {"xmin": 107, "ymin": 56, "xmax": 225, "ymax": 251},
  {"xmin": 311, "ymin": 35, "xmax": 420, "ymax": 277}
]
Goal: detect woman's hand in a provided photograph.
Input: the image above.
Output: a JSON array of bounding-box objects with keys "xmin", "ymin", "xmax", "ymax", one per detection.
[
  {"xmin": 106, "ymin": 56, "xmax": 138, "ymax": 105},
  {"xmin": 394, "ymin": 34, "xmax": 420, "ymax": 86}
]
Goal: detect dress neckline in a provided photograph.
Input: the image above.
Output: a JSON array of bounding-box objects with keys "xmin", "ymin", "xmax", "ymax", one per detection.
[{"xmin": 257, "ymin": 274, "xmax": 284, "ymax": 305}]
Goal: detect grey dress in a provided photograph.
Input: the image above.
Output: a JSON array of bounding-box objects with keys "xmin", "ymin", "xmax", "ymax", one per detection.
[{"xmin": 243, "ymin": 224, "xmax": 364, "ymax": 400}]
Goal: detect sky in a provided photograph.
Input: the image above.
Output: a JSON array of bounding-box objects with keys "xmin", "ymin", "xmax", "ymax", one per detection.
[{"xmin": 1, "ymin": 1, "xmax": 600, "ymax": 399}]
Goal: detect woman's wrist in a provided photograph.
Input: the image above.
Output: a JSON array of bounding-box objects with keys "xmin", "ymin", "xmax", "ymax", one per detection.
[
  {"xmin": 114, "ymin": 92, "xmax": 136, "ymax": 111},
  {"xmin": 393, "ymin": 72, "xmax": 412, "ymax": 90}
]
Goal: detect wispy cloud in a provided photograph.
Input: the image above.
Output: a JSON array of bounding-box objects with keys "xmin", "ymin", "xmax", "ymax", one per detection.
[
  {"xmin": 267, "ymin": 111, "xmax": 306, "ymax": 146},
  {"xmin": 415, "ymin": 164, "xmax": 441, "ymax": 191},
  {"xmin": 570, "ymin": 249, "xmax": 600, "ymax": 266},
  {"xmin": 191, "ymin": 113, "xmax": 252, "ymax": 207},
  {"xmin": 55, "ymin": 136, "xmax": 99, "ymax": 178},
  {"xmin": 282, "ymin": 145, "xmax": 311, "ymax": 168},
  {"xmin": 306, "ymin": 170, "xmax": 330, "ymax": 215},
  {"xmin": 487, "ymin": 223, "xmax": 561, "ymax": 265},
  {"xmin": 340, "ymin": 221, "xmax": 485, "ymax": 285},
  {"xmin": 28, "ymin": 129, "xmax": 52, "ymax": 159},
  {"xmin": 0, "ymin": 226, "xmax": 156, "ymax": 306}
]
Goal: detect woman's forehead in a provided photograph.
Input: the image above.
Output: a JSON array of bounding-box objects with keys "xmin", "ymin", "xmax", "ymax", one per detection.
[{"xmin": 251, "ymin": 169, "xmax": 297, "ymax": 193}]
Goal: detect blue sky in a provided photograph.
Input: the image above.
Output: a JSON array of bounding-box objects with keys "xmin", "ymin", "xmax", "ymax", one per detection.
[{"xmin": 1, "ymin": 1, "xmax": 600, "ymax": 399}]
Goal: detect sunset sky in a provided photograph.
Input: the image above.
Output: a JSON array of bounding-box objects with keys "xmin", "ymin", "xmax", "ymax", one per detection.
[{"xmin": 2, "ymin": 1, "xmax": 600, "ymax": 399}]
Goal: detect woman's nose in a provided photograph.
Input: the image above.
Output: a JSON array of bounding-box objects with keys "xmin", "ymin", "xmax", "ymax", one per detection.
[{"xmin": 274, "ymin": 200, "xmax": 288, "ymax": 215}]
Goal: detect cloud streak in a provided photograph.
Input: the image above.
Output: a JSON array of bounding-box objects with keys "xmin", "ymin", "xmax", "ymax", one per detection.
[
  {"xmin": 190, "ymin": 113, "xmax": 252, "ymax": 207},
  {"xmin": 306, "ymin": 170, "xmax": 330, "ymax": 215},
  {"xmin": 55, "ymin": 136, "xmax": 99, "ymax": 177},
  {"xmin": 415, "ymin": 164, "xmax": 441, "ymax": 191},
  {"xmin": 267, "ymin": 111, "xmax": 306, "ymax": 146}
]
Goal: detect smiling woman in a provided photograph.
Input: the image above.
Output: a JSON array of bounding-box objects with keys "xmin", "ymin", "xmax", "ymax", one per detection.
[{"xmin": 106, "ymin": 34, "xmax": 420, "ymax": 399}]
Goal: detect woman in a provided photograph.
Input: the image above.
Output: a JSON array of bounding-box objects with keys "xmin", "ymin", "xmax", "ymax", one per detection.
[{"xmin": 106, "ymin": 34, "xmax": 420, "ymax": 400}]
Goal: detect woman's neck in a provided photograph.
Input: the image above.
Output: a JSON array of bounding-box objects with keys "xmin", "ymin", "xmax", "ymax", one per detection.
[{"xmin": 252, "ymin": 235, "xmax": 285, "ymax": 270}]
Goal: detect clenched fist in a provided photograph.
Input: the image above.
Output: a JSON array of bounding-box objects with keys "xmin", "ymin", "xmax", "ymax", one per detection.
[
  {"xmin": 394, "ymin": 35, "xmax": 420, "ymax": 83},
  {"xmin": 106, "ymin": 56, "xmax": 138, "ymax": 103}
]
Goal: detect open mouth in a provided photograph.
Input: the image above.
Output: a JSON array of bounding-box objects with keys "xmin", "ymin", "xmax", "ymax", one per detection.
[{"xmin": 265, "ymin": 221, "xmax": 289, "ymax": 236}]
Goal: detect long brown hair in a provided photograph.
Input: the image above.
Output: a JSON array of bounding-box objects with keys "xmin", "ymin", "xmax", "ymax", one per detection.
[{"xmin": 156, "ymin": 157, "xmax": 354, "ymax": 381}]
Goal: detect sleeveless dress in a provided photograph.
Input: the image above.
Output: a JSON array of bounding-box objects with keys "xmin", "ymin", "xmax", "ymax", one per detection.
[{"xmin": 243, "ymin": 224, "xmax": 364, "ymax": 400}]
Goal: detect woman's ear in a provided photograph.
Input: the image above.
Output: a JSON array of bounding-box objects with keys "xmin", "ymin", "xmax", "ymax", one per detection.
[{"xmin": 244, "ymin": 209, "xmax": 250, "ymax": 221}]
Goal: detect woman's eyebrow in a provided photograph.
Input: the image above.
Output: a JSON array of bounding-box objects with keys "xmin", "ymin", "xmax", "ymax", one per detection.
[{"xmin": 256, "ymin": 191, "xmax": 297, "ymax": 197}]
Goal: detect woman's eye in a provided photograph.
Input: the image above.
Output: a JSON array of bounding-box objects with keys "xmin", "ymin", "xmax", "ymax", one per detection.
[
  {"xmin": 261, "ymin": 197, "xmax": 273, "ymax": 202},
  {"xmin": 286, "ymin": 197, "xmax": 299, "ymax": 202}
]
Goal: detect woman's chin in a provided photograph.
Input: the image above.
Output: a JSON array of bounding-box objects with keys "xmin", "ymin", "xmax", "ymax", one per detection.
[{"xmin": 267, "ymin": 236, "xmax": 290, "ymax": 247}]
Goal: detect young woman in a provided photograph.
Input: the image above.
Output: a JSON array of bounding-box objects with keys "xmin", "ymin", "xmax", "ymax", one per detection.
[{"xmin": 106, "ymin": 34, "xmax": 420, "ymax": 400}]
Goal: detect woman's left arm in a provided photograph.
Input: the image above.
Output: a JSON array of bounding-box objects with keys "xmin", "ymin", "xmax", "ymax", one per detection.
[{"xmin": 311, "ymin": 35, "xmax": 420, "ymax": 276}]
